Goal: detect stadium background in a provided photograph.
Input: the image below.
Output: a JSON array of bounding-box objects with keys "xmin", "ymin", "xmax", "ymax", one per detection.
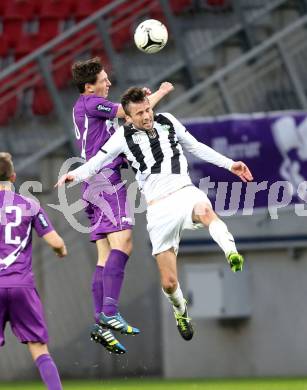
[{"xmin": 1, "ymin": 0, "xmax": 307, "ymax": 388}]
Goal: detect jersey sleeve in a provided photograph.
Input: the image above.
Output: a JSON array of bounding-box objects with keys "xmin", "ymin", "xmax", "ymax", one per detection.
[
  {"xmin": 163, "ymin": 113, "xmax": 234, "ymax": 171},
  {"xmin": 33, "ymin": 207, "xmax": 54, "ymax": 237},
  {"xmin": 86, "ymin": 96, "xmax": 119, "ymax": 120},
  {"xmin": 72, "ymin": 127, "xmax": 126, "ymax": 183}
]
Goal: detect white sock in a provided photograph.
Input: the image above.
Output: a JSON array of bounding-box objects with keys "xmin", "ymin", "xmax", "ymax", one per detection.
[
  {"xmin": 208, "ymin": 219, "xmax": 237, "ymax": 257},
  {"xmin": 162, "ymin": 284, "xmax": 185, "ymax": 315}
]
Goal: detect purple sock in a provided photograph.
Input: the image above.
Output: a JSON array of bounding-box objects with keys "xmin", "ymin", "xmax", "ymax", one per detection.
[
  {"xmin": 92, "ymin": 265, "xmax": 104, "ymax": 322},
  {"xmin": 35, "ymin": 354, "xmax": 62, "ymax": 390},
  {"xmin": 102, "ymin": 249, "xmax": 129, "ymax": 316}
]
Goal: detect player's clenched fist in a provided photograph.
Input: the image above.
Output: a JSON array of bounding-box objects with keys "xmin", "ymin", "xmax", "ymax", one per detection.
[{"xmin": 159, "ymin": 82, "xmax": 174, "ymax": 96}]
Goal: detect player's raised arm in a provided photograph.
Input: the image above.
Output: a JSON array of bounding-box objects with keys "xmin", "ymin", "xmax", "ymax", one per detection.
[
  {"xmin": 146, "ymin": 82, "xmax": 174, "ymax": 108},
  {"xmin": 55, "ymin": 127, "xmax": 126, "ymax": 186},
  {"xmin": 115, "ymin": 82, "xmax": 174, "ymax": 118},
  {"xmin": 165, "ymin": 113, "xmax": 253, "ymax": 182}
]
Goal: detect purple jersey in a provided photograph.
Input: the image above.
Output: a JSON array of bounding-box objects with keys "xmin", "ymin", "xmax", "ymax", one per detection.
[
  {"xmin": 73, "ymin": 94, "xmax": 125, "ymax": 169},
  {"xmin": 0, "ymin": 190, "xmax": 54, "ymax": 288}
]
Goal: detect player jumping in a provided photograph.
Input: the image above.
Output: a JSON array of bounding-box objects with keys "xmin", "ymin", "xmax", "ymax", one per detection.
[
  {"xmin": 57, "ymin": 88, "xmax": 253, "ymax": 342},
  {"xmin": 71, "ymin": 58, "xmax": 174, "ymax": 353}
]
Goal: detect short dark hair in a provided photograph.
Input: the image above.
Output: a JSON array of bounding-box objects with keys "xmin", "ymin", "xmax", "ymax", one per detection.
[
  {"xmin": 71, "ymin": 57, "xmax": 103, "ymax": 93},
  {"xmin": 121, "ymin": 87, "xmax": 147, "ymax": 115},
  {"xmin": 0, "ymin": 152, "xmax": 14, "ymax": 181}
]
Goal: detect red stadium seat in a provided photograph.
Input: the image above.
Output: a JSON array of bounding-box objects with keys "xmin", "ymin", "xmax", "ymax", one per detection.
[
  {"xmin": 14, "ymin": 34, "xmax": 43, "ymax": 60},
  {"xmin": 7, "ymin": 96, "xmax": 18, "ymax": 117},
  {"xmin": 32, "ymin": 85, "xmax": 54, "ymax": 115},
  {"xmin": 204, "ymin": 0, "xmax": 230, "ymax": 8},
  {"xmin": 3, "ymin": 0, "xmax": 37, "ymax": 19},
  {"xmin": 74, "ymin": 0, "xmax": 109, "ymax": 21},
  {"xmin": 0, "ymin": 40, "xmax": 9, "ymax": 58},
  {"xmin": 53, "ymin": 64, "xmax": 71, "ymax": 89},
  {"xmin": 39, "ymin": 18, "xmax": 61, "ymax": 41},
  {"xmin": 0, "ymin": 106, "xmax": 10, "ymax": 126},
  {"xmin": 2, "ymin": 19, "xmax": 24, "ymax": 48},
  {"xmin": 39, "ymin": 0, "xmax": 74, "ymax": 19},
  {"xmin": 0, "ymin": 92, "xmax": 18, "ymax": 125},
  {"xmin": 170, "ymin": 0, "xmax": 193, "ymax": 14}
]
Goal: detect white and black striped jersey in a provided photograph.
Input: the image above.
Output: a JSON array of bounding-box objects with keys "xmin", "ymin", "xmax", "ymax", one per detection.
[{"xmin": 72, "ymin": 113, "xmax": 234, "ymax": 202}]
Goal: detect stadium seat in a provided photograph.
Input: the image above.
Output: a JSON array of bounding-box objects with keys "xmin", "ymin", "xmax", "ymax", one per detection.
[
  {"xmin": 38, "ymin": 18, "xmax": 61, "ymax": 40},
  {"xmin": 0, "ymin": 92, "xmax": 18, "ymax": 125},
  {"xmin": 2, "ymin": 0, "xmax": 37, "ymax": 20},
  {"xmin": 0, "ymin": 107, "xmax": 10, "ymax": 126},
  {"xmin": 7, "ymin": 96, "xmax": 18, "ymax": 117},
  {"xmin": 170, "ymin": 0, "xmax": 193, "ymax": 14},
  {"xmin": 74, "ymin": 0, "xmax": 109, "ymax": 21},
  {"xmin": 0, "ymin": 40, "xmax": 9, "ymax": 58},
  {"xmin": 2, "ymin": 19, "xmax": 24, "ymax": 48},
  {"xmin": 14, "ymin": 34, "xmax": 43, "ymax": 60},
  {"xmin": 32, "ymin": 84, "xmax": 54, "ymax": 115},
  {"xmin": 204, "ymin": 0, "xmax": 230, "ymax": 9},
  {"xmin": 39, "ymin": 0, "xmax": 73, "ymax": 19}
]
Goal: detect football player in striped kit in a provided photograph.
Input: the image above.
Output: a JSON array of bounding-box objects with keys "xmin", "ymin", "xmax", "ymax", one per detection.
[
  {"xmin": 57, "ymin": 87, "xmax": 253, "ymax": 342},
  {"xmin": 71, "ymin": 57, "xmax": 174, "ymax": 353}
]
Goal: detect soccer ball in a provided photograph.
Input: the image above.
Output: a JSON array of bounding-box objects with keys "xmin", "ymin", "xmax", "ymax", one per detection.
[{"xmin": 134, "ymin": 19, "xmax": 168, "ymax": 54}]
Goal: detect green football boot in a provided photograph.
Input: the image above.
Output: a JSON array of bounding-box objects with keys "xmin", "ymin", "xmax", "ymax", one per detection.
[
  {"xmin": 227, "ymin": 252, "xmax": 244, "ymax": 272},
  {"xmin": 174, "ymin": 301, "xmax": 194, "ymax": 341}
]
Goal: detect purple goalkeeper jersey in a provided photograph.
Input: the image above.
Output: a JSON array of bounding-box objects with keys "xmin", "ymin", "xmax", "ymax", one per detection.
[
  {"xmin": 0, "ymin": 190, "xmax": 54, "ymax": 288},
  {"xmin": 73, "ymin": 94, "xmax": 125, "ymax": 169}
]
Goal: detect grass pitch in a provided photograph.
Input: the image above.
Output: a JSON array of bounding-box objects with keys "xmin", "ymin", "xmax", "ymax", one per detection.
[{"xmin": 1, "ymin": 378, "xmax": 307, "ymax": 390}]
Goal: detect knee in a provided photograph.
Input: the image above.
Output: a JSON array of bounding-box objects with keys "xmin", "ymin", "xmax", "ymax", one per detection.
[
  {"xmin": 161, "ymin": 275, "xmax": 178, "ymax": 293},
  {"xmin": 194, "ymin": 203, "xmax": 215, "ymax": 225},
  {"xmin": 112, "ymin": 235, "xmax": 133, "ymax": 256},
  {"xmin": 121, "ymin": 235, "xmax": 133, "ymax": 255}
]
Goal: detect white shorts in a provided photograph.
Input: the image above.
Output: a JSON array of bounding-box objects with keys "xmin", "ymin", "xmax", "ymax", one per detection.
[{"xmin": 146, "ymin": 185, "xmax": 212, "ymax": 256}]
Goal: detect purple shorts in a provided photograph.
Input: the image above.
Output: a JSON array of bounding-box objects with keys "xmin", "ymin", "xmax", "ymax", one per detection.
[
  {"xmin": 82, "ymin": 169, "xmax": 133, "ymax": 242},
  {"xmin": 0, "ymin": 287, "xmax": 48, "ymax": 346}
]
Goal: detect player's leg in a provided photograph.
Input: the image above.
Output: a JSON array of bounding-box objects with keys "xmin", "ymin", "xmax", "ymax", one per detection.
[
  {"xmin": 192, "ymin": 202, "xmax": 244, "ymax": 272},
  {"xmin": 92, "ymin": 238, "xmax": 110, "ymax": 322},
  {"xmin": 28, "ymin": 342, "xmax": 62, "ymax": 390},
  {"xmin": 0, "ymin": 288, "xmax": 8, "ymax": 347},
  {"xmin": 156, "ymin": 249, "xmax": 194, "ymax": 341},
  {"xmin": 90, "ymin": 238, "xmax": 127, "ymax": 354},
  {"xmin": 98, "ymin": 229, "xmax": 140, "ymax": 335},
  {"xmin": 9, "ymin": 287, "xmax": 62, "ymax": 389}
]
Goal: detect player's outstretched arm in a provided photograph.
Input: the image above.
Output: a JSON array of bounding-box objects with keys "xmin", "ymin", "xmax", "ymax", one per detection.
[
  {"xmin": 55, "ymin": 127, "xmax": 125, "ymax": 187},
  {"xmin": 166, "ymin": 113, "xmax": 254, "ymax": 181},
  {"xmin": 43, "ymin": 231, "xmax": 67, "ymax": 258}
]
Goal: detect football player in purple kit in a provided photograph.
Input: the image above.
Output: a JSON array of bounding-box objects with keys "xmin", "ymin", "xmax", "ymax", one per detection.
[
  {"xmin": 71, "ymin": 57, "xmax": 173, "ymax": 354},
  {"xmin": 0, "ymin": 153, "xmax": 67, "ymax": 390}
]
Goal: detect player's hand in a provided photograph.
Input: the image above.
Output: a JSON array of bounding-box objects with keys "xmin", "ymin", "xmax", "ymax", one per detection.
[
  {"xmin": 142, "ymin": 87, "xmax": 152, "ymax": 96},
  {"xmin": 54, "ymin": 244, "xmax": 67, "ymax": 258},
  {"xmin": 159, "ymin": 82, "xmax": 174, "ymax": 96},
  {"xmin": 54, "ymin": 173, "xmax": 75, "ymax": 188},
  {"xmin": 231, "ymin": 161, "xmax": 253, "ymax": 182}
]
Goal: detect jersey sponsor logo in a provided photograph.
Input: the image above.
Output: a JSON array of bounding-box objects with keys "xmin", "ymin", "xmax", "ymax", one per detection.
[
  {"xmin": 162, "ymin": 124, "xmax": 170, "ymax": 131},
  {"xmin": 121, "ymin": 217, "xmax": 132, "ymax": 224},
  {"xmin": 38, "ymin": 213, "xmax": 49, "ymax": 229},
  {"xmin": 148, "ymin": 129, "xmax": 157, "ymax": 139},
  {"xmin": 96, "ymin": 104, "xmax": 112, "ymax": 113}
]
